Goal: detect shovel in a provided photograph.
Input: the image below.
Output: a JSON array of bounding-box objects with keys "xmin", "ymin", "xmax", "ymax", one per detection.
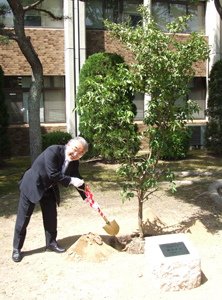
[{"xmin": 78, "ymin": 185, "xmax": 120, "ymax": 236}]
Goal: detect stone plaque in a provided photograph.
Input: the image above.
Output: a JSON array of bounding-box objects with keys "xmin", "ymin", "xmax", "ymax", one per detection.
[
  {"xmin": 145, "ymin": 234, "xmax": 201, "ymax": 291},
  {"xmin": 159, "ymin": 242, "xmax": 190, "ymax": 257}
]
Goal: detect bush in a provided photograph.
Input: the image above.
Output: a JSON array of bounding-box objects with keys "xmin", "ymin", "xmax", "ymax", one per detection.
[
  {"xmin": 204, "ymin": 121, "xmax": 222, "ymax": 154},
  {"xmin": 78, "ymin": 52, "xmax": 127, "ymax": 97},
  {"xmin": 0, "ymin": 65, "xmax": 12, "ymax": 159},
  {"xmin": 204, "ymin": 59, "xmax": 222, "ymax": 154},
  {"xmin": 76, "ymin": 52, "xmax": 139, "ymax": 161},
  {"xmin": 159, "ymin": 127, "xmax": 192, "ymax": 160},
  {"xmin": 42, "ymin": 131, "xmax": 72, "ymax": 151}
]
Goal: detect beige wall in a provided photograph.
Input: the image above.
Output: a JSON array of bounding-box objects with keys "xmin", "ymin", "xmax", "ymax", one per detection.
[
  {"xmin": 0, "ymin": 28, "xmax": 65, "ymax": 76},
  {"xmin": 86, "ymin": 30, "xmax": 208, "ymax": 77}
]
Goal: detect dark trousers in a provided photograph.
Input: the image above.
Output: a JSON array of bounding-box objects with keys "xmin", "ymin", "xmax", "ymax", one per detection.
[{"xmin": 13, "ymin": 188, "xmax": 57, "ymax": 250}]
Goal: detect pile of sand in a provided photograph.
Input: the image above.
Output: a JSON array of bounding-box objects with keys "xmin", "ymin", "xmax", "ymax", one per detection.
[{"xmin": 64, "ymin": 232, "xmax": 118, "ymax": 262}]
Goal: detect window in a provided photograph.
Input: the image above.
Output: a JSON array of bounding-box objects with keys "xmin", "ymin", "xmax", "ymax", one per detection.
[
  {"xmin": 152, "ymin": 0, "xmax": 205, "ymax": 33},
  {"xmin": 175, "ymin": 77, "xmax": 206, "ymax": 119},
  {"xmin": 188, "ymin": 77, "xmax": 206, "ymax": 119},
  {"xmin": 4, "ymin": 76, "xmax": 66, "ymax": 124},
  {"xmin": 86, "ymin": 0, "xmax": 143, "ymax": 29},
  {"xmin": 0, "ymin": 0, "xmax": 63, "ymax": 28},
  {"xmin": 133, "ymin": 93, "xmax": 144, "ymax": 121},
  {"xmin": 5, "ymin": 92, "xmax": 24, "ymax": 124}
]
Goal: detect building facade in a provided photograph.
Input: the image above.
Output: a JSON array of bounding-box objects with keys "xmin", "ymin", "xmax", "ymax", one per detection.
[{"xmin": 0, "ymin": 0, "xmax": 221, "ymax": 155}]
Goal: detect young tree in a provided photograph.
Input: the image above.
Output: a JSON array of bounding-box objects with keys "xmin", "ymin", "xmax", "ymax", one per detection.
[
  {"xmin": 0, "ymin": 0, "xmax": 62, "ymax": 164},
  {"xmin": 105, "ymin": 5, "xmax": 210, "ymax": 237}
]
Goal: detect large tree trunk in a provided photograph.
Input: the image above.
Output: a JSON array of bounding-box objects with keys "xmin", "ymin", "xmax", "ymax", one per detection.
[{"xmin": 7, "ymin": 0, "xmax": 43, "ymax": 164}]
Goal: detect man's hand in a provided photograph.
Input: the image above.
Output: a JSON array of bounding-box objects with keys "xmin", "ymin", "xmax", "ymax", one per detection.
[{"xmin": 70, "ymin": 177, "xmax": 84, "ymax": 187}]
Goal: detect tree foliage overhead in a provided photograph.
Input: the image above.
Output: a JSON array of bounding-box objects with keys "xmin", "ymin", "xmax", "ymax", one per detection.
[
  {"xmin": 105, "ymin": 5, "xmax": 210, "ymax": 237},
  {"xmin": 204, "ymin": 59, "xmax": 222, "ymax": 154},
  {"xmin": 76, "ymin": 52, "xmax": 140, "ymax": 162}
]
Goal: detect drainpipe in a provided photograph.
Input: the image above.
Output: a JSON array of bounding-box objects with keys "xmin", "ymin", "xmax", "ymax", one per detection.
[
  {"xmin": 64, "ymin": 0, "xmax": 86, "ymax": 137},
  {"xmin": 73, "ymin": 0, "xmax": 81, "ymax": 136},
  {"xmin": 64, "ymin": 0, "xmax": 76, "ymax": 136}
]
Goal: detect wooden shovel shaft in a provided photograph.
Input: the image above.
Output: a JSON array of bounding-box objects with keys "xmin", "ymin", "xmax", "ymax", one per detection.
[{"xmin": 103, "ymin": 215, "xmax": 109, "ymax": 224}]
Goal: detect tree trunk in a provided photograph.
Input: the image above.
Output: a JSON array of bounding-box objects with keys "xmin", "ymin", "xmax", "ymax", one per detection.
[
  {"xmin": 28, "ymin": 72, "xmax": 43, "ymax": 164},
  {"xmin": 7, "ymin": 0, "xmax": 43, "ymax": 164},
  {"xmin": 138, "ymin": 197, "xmax": 144, "ymax": 238}
]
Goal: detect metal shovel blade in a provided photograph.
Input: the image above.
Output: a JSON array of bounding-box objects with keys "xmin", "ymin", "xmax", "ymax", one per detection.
[{"xmin": 103, "ymin": 219, "xmax": 120, "ymax": 236}]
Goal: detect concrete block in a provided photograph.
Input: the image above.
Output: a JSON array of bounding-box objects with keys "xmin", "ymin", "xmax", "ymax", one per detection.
[{"xmin": 145, "ymin": 233, "xmax": 201, "ymax": 292}]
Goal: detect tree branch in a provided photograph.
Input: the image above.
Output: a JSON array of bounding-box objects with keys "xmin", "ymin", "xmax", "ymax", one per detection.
[
  {"xmin": 22, "ymin": 0, "xmax": 64, "ymax": 21},
  {"xmin": 31, "ymin": 7, "xmax": 63, "ymax": 21},
  {"xmin": 0, "ymin": 28, "xmax": 17, "ymax": 41},
  {"xmin": 23, "ymin": 0, "xmax": 45, "ymax": 11}
]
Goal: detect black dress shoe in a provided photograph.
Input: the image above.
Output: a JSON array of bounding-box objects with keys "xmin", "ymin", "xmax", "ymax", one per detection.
[
  {"xmin": 45, "ymin": 244, "xmax": 66, "ymax": 253},
  {"xmin": 12, "ymin": 248, "xmax": 22, "ymax": 262}
]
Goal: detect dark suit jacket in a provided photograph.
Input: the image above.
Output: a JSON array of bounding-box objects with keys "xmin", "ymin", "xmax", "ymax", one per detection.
[{"xmin": 19, "ymin": 145, "xmax": 86, "ymax": 204}]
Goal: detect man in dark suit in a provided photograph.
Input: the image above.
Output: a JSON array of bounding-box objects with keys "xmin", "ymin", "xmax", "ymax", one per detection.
[{"xmin": 12, "ymin": 136, "xmax": 88, "ymax": 262}]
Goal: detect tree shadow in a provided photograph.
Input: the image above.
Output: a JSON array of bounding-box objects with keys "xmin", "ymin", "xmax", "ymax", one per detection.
[{"xmin": 155, "ymin": 180, "xmax": 222, "ymax": 235}]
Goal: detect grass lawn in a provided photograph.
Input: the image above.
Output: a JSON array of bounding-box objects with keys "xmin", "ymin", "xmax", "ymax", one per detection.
[{"xmin": 1, "ymin": 149, "xmax": 222, "ymax": 199}]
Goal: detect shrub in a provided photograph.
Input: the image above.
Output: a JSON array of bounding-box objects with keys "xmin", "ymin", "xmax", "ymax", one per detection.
[
  {"xmin": 0, "ymin": 65, "xmax": 12, "ymax": 159},
  {"xmin": 78, "ymin": 52, "xmax": 127, "ymax": 98},
  {"xmin": 204, "ymin": 121, "xmax": 222, "ymax": 154},
  {"xmin": 159, "ymin": 127, "xmax": 192, "ymax": 160},
  {"xmin": 42, "ymin": 131, "xmax": 72, "ymax": 151},
  {"xmin": 204, "ymin": 59, "xmax": 222, "ymax": 154},
  {"xmin": 76, "ymin": 52, "xmax": 139, "ymax": 161}
]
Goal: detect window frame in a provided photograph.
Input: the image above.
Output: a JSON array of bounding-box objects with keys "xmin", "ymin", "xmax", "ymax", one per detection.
[
  {"xmin": 0, "ymin": 0, "xmax": 64, "ymax": 29},
  {"xmin": 4, "ymin": 76, "xmax": 66, "ymax": 125},
  {"xmin": 152, "ymin": 0, "xmax": 205, "ymax": 34},
  {"xmin": 174, "ymin": 77, "xmax": 206, "ymax": 120},
  {"xmin": 85, "ymin": 0, "xmax": 143, "ymax": 30}
]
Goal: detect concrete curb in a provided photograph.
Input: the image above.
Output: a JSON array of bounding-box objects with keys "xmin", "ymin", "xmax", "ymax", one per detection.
[{"xmin": 208, "ymin": 180, "xmax": 222, "ymax": 210}]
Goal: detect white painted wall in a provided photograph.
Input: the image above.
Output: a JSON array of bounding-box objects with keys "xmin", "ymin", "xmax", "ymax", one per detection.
[
  {"xmin": 64, "ymin": 0, "xmax": 75, "ymax": 136},
  {"xmin": 205, "ymin": 0, "xmax": 222, "ymax": 117},
  {"xmin": 205, "ymin": 0, "xmax": 221, "ymax": 74}
]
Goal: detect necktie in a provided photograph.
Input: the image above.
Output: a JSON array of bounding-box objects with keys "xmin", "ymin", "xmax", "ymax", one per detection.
[{"xmin": 61, "ymin": 159, "xmax": 69, "ymax": 174}]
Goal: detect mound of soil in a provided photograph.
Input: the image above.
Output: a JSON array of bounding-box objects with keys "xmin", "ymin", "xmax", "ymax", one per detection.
[
  {"xmin": 64, "ymin": 208, "xmax": 218, "ymax": 263},
  {"xmin": 64, "ymin": 232, "xmax": 118, "ymax": 262}
]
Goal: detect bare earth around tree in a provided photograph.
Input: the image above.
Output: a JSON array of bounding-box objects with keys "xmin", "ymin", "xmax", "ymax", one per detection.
[{"xmin": 1, "ymin": 165, "xmax": 222, "ymax": 299}]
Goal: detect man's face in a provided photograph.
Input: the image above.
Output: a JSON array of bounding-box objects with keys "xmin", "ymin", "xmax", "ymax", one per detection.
[{"xmin": 67, "ymin": 140, "xmax": 86, "ymax": 161}]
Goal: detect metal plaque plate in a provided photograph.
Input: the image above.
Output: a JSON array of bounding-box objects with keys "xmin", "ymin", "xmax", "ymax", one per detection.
[{"xmin": 159, "ymin": 242, "xmax": 190, "ymax": 257}]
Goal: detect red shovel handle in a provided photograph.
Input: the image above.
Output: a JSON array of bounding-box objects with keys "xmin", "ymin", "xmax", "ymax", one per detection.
[{"xmin": 85, "ymin": 185, "xmax": 108, "ymax": 222}]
